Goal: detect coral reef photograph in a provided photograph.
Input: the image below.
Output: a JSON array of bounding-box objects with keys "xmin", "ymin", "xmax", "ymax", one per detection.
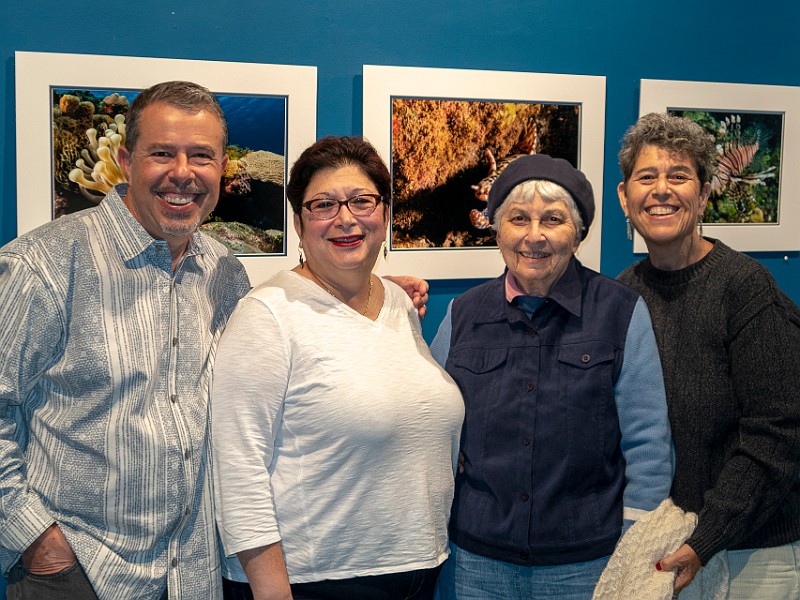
[
  {"xmin": 671, "ymin": 109, "xmax": 782, "ymax": 224},
  {"xmin": 390, "ymin": 98, "xmax": 580, "ymax": 249},
  {"xmin": 51, "ymin": 88, "xmax": 287, "ymax": 254}
]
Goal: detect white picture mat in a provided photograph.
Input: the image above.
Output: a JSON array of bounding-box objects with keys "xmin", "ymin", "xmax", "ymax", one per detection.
[
  {"xmin": 363, "ymin": 64, "xmax": 605, "ymax": 279},
  {"xmin": 15, "ymin": 51, "xmax": 318, "ymax": 286},
  {"xmin": 638, "ymin": 78, "xmax": 800, "ymax": 253}
]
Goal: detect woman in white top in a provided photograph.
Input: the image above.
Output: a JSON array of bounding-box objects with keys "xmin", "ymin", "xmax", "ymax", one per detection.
[{"xmin": 211, "ymin": 136, "xmax": 464, "ymax": 600}]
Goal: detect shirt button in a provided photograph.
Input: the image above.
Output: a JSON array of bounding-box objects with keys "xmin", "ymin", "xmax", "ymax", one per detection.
[
  {"xmin": 171, "ymin": 558, "xmax": 178, "ymax": 568},
  {"xmin": 170, "ymin": 394, "xmax": 178, "ymax": 403},
  {"xmin": 184, "ymin": 506, "xmax": 191, "ymax": 516},
  {"xmin": 520, "ymin": 491, "xmax": 530, "ymax": 502},
  {"xmin": 581, "ymin": 353, "xmax": 591, "ymax": 364},
  {"xmin": 526, "ymin": 381, "xmax": 534, "ymax": 392},
  {"xmin": 172, "ymin": 337, "xmax": 178, "ymax": 347},
  {"xmin": 184, "ymin": 450, "xmax": 191, "ymax": 459},
  {"xmin": 522, "ymin": 436, "xmax": 531, "ymax": 446}
]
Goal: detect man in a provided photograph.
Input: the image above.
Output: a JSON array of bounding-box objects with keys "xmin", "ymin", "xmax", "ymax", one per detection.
[
  {"xmin": 0, "ymin": 81, "xmax": 429, "ymax": 600},
  {"xmin": 0, "ymin": 81, "xmax": 249, "ymax": 599}
]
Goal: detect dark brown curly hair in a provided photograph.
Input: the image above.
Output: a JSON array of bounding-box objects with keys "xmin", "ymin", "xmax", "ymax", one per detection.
[{"xmin": 286, "ymin": 136, "xmax": 391, "ymax": 221}]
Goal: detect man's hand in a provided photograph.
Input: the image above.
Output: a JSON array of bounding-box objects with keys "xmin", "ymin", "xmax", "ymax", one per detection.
[
  {"xmin": 23, "ymin": 524, "xmax": 77, "ymax": 575},
  {"xmin": 384, "ymin": 276, "xmax": 429, "ymax": 320},
  {"xmin": 657, "ymin": 543, "xmax": 701, "ymax": 595}
]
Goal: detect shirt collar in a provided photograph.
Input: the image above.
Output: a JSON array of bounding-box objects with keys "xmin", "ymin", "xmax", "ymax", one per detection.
[
  {"xmin": 103, "ymin": 184, "xmax": 208, "ymax": 264},
  {"xmin": 503, "ymin": 257, "xmax": 583, "ymax": 318}
]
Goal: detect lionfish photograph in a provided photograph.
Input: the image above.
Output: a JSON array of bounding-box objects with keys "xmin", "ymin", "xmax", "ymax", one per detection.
[
  {"xmin": 51, "ymin": 87, "xmax": 288, "ymax": 254},
  {"xmin": 670, "ymin": 109, "xmax": 783, "ymax": 224},
  {"xmin": 390, "ymin": 98, "xmax": 580, "ymax": 249}
]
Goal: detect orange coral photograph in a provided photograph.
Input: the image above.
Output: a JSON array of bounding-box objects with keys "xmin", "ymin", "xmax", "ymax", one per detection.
[
  {"xmin": 363, "ymin": 65, "xmax": 605, "ymax": 278},
  {"xmin": 390, "ymin": 98, "xmax": 579, "ymax": 249}
]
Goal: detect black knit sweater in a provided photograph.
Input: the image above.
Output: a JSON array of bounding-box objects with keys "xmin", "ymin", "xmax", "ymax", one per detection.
[{"xmin": 619, "ymin": 239, "xmax": 800, "ymax": 564}]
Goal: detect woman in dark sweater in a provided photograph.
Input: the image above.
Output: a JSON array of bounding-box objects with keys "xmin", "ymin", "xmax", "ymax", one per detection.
[{"xmin": 616, "ymin": 112, "xmax": 800, "ymax": 598}]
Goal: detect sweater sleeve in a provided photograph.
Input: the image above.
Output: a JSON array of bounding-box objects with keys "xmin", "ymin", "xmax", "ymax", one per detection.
[
  {"xmin": 211, "ymin": 295, "xmax": 289, "ymax": 558},
  {"xmin": 615, "ymin": 297, "xmax": 674, "ymax": 525},
  {"xmin": 686, "ymin": 273, "xmax": 800, "ymax": 563},
  {"xmin": 429, "ymin": 300, "xmax": 454, "ymax": 367}
]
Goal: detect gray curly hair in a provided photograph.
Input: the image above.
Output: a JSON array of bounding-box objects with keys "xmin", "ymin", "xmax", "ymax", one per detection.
[{"xmin": 618, "ymin": 112, "xmax": 716, "ymax": 184}]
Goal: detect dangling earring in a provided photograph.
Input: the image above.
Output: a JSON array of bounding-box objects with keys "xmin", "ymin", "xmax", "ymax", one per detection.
[
  {"xmin": 626, "ymin": 217, "xmax": 633, "ymax": 241},
  {"xmin": 382, "ymin": 241, "xmax": 388, "ymax": 260},
  {"xmin": 298, "ymin": 243, "xmax": 305, "ymax": 267},
  {"xmin": 698, "ymin": 219, "xmax": 704, "ymax": 238}
]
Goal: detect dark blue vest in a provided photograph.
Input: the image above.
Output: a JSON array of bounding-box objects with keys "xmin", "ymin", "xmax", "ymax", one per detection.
[{"xmin": 445, "ymin": 259, "xmax": 639, "ymax": 565}]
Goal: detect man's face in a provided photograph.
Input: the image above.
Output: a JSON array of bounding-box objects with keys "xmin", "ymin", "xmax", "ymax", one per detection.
[{"xmin": 118, "ymin": 102, "xmax": 228, "ymax": 254}]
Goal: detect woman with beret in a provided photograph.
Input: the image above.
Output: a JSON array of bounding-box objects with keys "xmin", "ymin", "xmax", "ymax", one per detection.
[
  {"xmin": 617, "ymin": 113, "xmax": 800, "ymax": 598},
  {"xmin": 431, "ymin": 154, "xmax": 673, "ymax": 600}
]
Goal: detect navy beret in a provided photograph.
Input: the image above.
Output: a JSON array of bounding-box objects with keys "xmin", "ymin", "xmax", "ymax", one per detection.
[{"xmin": 486, "ymin": 154, "xmax": 595, "ymax": 236}]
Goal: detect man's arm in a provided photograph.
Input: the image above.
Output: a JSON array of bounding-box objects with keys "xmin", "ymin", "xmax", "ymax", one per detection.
[
  {"xmin": 0, "ymin": 253, "xmax": 69, "ymax": 566},
  {"xmin": 383, "ymin": 276, "xmax": 429, "ymax": 319}
]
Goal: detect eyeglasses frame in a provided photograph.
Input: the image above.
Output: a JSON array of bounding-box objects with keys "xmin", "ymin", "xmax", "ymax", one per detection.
[{"xmin": 301, "ymin": 193, "xmax": 385, "ymax": 221}]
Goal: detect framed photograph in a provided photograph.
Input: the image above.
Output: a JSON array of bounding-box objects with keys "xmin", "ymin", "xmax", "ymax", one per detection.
[
  {"xmin": 363, "ymin": 65, "xmax": 606, "ymax": 279},
  {"xmin": 15, "ymin": 51, "xmax": 317, "ymax": 285},
  {"xmin": 639, "ymin": 79, "xmax": 800, "ymax": 252}
]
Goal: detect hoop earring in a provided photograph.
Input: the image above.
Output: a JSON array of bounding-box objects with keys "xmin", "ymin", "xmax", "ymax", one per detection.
[
  {"xmin": 382, "ymin": 241, "xmax": 388, "ymax": 260},
  {"xmin": 298, "ymin": 243, "xmax": 304, "ymax": 267},
  {"xmin": 626, "ymin": 217, "xmax": 633, "ymax": 241}
]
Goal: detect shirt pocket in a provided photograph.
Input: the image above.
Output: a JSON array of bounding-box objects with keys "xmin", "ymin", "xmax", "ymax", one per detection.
[
  {"xmin": 447, "ymin": 347, "xmax": 509, "ymax": 443},
  {"xmin": 557, "ymin": 341, "xmax": 616, "ymax": 378},
  {"xmin": 447, "ymin": 347, "xmax": 508, "ymax": 409},
  {"xmin": 556, "ymin": 341, "xmax": 619, "ymax": 467},
  {"xmin": 449, "ymin": 347, "xmax": 508, "ymax": 375}
]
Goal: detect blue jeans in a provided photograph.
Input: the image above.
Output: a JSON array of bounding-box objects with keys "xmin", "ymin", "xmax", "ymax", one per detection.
[
  {"xmin": 725, "ymin": 540, "xmax": 800, "ymax": 600},
  {"xmin": 436, "ymin": 543, "xmax": 608, "ymax": 600}
]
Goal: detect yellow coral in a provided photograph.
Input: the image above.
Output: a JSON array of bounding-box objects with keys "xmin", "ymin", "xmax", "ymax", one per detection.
[
  {"xmin": 68, "ymin": 114, "xmax": 128, "ymax": 203},
  {"xmin": 223, "ymin": 158, "xmax": 244, "ymax": 178}
]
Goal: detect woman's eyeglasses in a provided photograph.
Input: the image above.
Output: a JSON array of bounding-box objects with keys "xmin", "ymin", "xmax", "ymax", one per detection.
[{"xmin": 302, "ymin": 194, "xmax": 384, "ymax": 220}]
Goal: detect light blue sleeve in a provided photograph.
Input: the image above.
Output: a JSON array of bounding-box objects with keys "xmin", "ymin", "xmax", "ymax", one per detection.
[
  {"xmin": 615, "ymin": 297, "xmax": 674, "ymax": 527},
  {"xmin": 429, "ymin": 300, "xmax": 454, "ymax": 367}
]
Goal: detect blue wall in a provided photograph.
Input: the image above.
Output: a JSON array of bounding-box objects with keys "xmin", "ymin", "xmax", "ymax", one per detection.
[{"xmin": 1, "ymin": 1, "xmax": 798, "ymax": 595}]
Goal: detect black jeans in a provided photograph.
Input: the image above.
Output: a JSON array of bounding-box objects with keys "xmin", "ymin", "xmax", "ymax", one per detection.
[
  {"xmin": 6, "ymin": 560, "xmax": 98, "ymax": 600},
  {"xmin": 223, "ymin": 565, "xmax": 441, "ymax": 600},
  {"xmin": 6, "ymin": 561, "xmax": 170, "ymax": 600}
]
